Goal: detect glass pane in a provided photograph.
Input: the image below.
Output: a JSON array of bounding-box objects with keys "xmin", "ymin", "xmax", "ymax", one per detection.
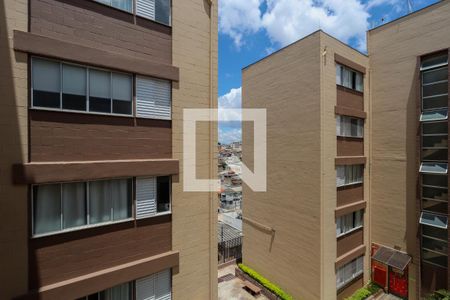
[
  {"xmin": 355, "ymin": 73, "xmax": 363, "ymax": 92},
  {"xmin": 89, "ymin": 180, "xmax": 112, "ymax": 224},
  {"xmin": 89, "ymin": 69, "xmax": 111, "ymax": 113},
  {"xmin": 420, "ymin": 162, "xmax": 448, "ymax": 174},
  {"xmin": 350, "ymin": 118, "xmax": 358, "ymax": 137},
  {"xmin": 111, "ymin": 179, "xmax": 131, "ymax": 220},
  {"xmin": 422, "ymin": 249, "xmax": 448, "ymax": 268},
  {"xmin": 423, "ymin": 186, "xmax": 448, "ymax": 201},
  {"xmin": 419, "ymin": 212, "xmax": 448, "ymax": 229},
  {"xmin": 423, "ymin": 236, "xmax": 448, "ymax": 255},
  {"xmin": 423, "ymin": 82, "xmax": 448, "ymax": 98},
  {"xmin": 423, "ymin": 174, "xmax": 448, "ymax": 188},
  {"xmin": 420, "ymin": 109, "xmax": 448, "ymax": 122},
  {"xmin": 423, "ymin": 67, "xmax": 448, "ymax": 84},
  {"xmin": 112, "ymin": 73, "xmax": 132, "ymax": 115},
  {"xmin": 155, "ymin": 0, "xmax": 171, "ymax": 25},
  {"xmin": 423, "ymin": 95, "xmax": 448, "ymax": 110},
  {"xmin": 32, "ymin": 58, "xmax": 60, "ymax": 108},
  {"xmin": 62, "ymin": 182, "xmax": 87, "ymax": 229},
  {"xmin": 423, "ymin": 225, "xmax": 447, "ymax": 240},
  {"xmin": 111, "ymin": 0, "xmax": 132, "ymax": 12},
  {"xmin": 33, "ymin": 184, "xmax": 61, "ymax": 235},
  {"xmin": 336, "ymin": 65, "xmax": 342, "ymax": 85},
  {"xmin": 422, "ymin": 148, "xmax": 448, "ymax": 161},
  {"xmin": 421, "ymin": 54, "xmax": 448, "ymax": 70},
  {"xmin": 62, "ymin": 64, "xmax": 87, "ymax": 111},
  {"xmin": 423, "ymin": 122, "xmax": 448, "ymax": 135},
  {"xmin": 423, "ymin": 199, "xmax": 448, "ymax": 215},
  {"xmin": 107, "ymin": 283, "xmax": 131, "ymax": 300},
  {"xmin": 157, "ymin": 176, "xmax": 171, "ymax": 213},
  {"xmin": 343, "ymin": 68, "xmax": 351, "ymax": 88}
]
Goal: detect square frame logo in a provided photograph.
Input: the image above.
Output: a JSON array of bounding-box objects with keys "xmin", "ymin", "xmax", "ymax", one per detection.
[{"xmin": 183, "ymin": 108, "xmax": 266, "ymax": 192}]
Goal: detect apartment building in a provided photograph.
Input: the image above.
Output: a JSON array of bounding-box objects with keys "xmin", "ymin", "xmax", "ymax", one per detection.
[
  {"xmin": 242, "ymin": 30, "xmax": 370, "ymax": 300},
  {"xmin": 0, "ymin": 0, "xmax": 217, "ymax": 299},
  {"xmin": 242, "ymin": 2, "xmax": 450, "ymax": 299}
]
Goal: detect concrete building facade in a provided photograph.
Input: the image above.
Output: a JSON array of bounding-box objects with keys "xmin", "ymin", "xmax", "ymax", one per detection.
[
  {"xmin": 0, "ymin": 0, "xmax": 217, "ymax": 299},
  {"xmin": 242, "ymin": 1, "xmax": 450, "ymax": 299}
]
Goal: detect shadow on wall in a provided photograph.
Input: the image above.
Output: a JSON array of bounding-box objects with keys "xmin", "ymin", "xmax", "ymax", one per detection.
[{"xmin": 0, "ymin": 0, "xmax": 28, "ymax": 299}]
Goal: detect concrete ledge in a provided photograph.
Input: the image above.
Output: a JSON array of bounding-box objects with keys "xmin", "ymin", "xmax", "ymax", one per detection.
[
  {"xmin": 335, "ymin": 245, "xmax": 366, "ymax": 269},
  {"xmin": 16, "ymin": 251, "xmax": 179, "ymax": 300},
  {"xmin": 335, "ymin": 200, "xmax": 367, "ymax": 218},
  {"xmin": 335, "ymin": 106, "xmax": 367, "ymax": 119},
  {"xmin": 335, "ymin": 157, "xmax": 367, "ymax": 166},
  {"xmin": 14, "ymin": 30, "xmax": 179, "ymax": 81},
  {"xmin": 13, "ymin": 159, "xmax": 179, "ymax": 184}
]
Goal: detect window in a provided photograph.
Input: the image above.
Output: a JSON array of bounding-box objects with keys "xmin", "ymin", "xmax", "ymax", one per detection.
[
  {"xmin": 421, "ymin": 53, "xmax": 448, "ymax": 71},
  {"xmin": 419, "ymin": 212, "xmax": 448, "ymax": 229},
  {"xmin": 136, "ymin": 75, "xmax": 171, "ymax": 120},
  {"xmin": 78, "ymin": 282, "xmax": 132, "ymax": 300},
  {"xmin": 336, "ymin": 165, "xmax": 364, "ymax": 187},
  {"xmin": 336, "ymin": 63, "xmax": 364, "ymax": 92},
  {"xmin": 136, "ymin": 0, "xmax": 171, "ymax": 26},
  {"xmin": 336, "ymin": 256, "xmax": 364, "ymax": 290},
  {"xmin": 32, "ymin": 57, "xmax": 133, "ymax": 116},
  {"xmin": 422, "ymin": 225, "xmax": 448, "ymax": 268},
  {"xmin": 32, "ymin": 178, "xmax": 132, "ymax": 236},
  {"xmin": 419, "ymin": 162, "xmax": 448, "ymax": 174},
  {"xmin": 136, "ymin": 269, "xmax": 172, "ymax": 300},
  {"xmin": 336, "ymin": 210, "xmax": 363, "ymax": 237},
  {"xmin": 136, "ymin": 176, "xmax": 171, "ymax": 219},
  {"xmin": 336, "ymin": 115, "xmax": 364, "ymax": 138},
  {"xmin": 95, "ymin": 0, "xmax": 133, "ymax": 12}
]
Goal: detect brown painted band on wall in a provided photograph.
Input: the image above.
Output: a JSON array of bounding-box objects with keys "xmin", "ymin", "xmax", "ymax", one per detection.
[
  {"xmin": 335, "ymin": 106, "xmax": 367, "ymax": 119},
  {"xmin": 335, "ymin": 157, "xmax": 367, "ymax": 166},
  {"xmin": 13, "ymin": 30, "xmax": 179, "ymax": 82},
  {"xmin": 335, "ymin": 244, "xmax": 366, "ymax": 269},
  {"xmin": 17, "ymin": 251, "xmax": 179, "ymax": 300},
  {"xmin": 334, "ymin": 53, "xmax": 366, "ymax": 74},
  {"xmin": 13, "ymin": 159, "xmax": 179, "ymax": 184},
  {"xmin": 335, "ymin": 200, "xmax": 367, "ymax": 218}
]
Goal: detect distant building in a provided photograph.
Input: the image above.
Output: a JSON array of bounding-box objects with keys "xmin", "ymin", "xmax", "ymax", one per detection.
[{"xmin": 243, "ymin": 2, "xmax": 450, "ymax": 299}]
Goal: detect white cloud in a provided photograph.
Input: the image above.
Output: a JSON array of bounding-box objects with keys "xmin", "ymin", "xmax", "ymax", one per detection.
[
  {"xmin": 219, "ymin": 0, "xmax": 407, "ymax": 51},
  {"xmin": 219, "ymin": 127, "xmax": 242, "ymax": 144},
  {"xmin": 219, "ymin": 0, "xmax": 263, "ymax": 47},
  {"xmin": 218, "ymin": 87, "xmax": 242, "ymax": 143},
  {"xmin": 262, "ymin": 0, "xmax": 369, "ymax": 50}
]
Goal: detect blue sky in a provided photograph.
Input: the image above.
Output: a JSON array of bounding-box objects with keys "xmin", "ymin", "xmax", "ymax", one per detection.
[{"xmin": 217, "ymin": 0, "xmax": 439, "ymax": 144}]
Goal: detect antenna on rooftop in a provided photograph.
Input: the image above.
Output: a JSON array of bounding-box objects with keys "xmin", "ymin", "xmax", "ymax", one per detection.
[{"xmin": 407, "ymin": 0, "xmax": 414, "ymax": 13}]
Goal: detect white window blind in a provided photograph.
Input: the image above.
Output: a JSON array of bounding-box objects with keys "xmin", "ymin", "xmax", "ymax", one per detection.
[
  {"xmin": 336, "ymin": 210, "xmax": 363, "ymax": 237},
  {"xmin": 336, "ymin": 256, "xmax": 364, "ymax": 290},
  {"xmin": 136, "ymin": 76, "xmax": 171, "ymax": 120},
  {"xmin": 32, "ymin": 58, "xmax": 60, "ymax": 93},
  {"xmin": 336, "ymin": 115, "xmax": 364, "ymax": 138},
  {"xmin": 136, "ymin": 177, "xmax": 157, "ymax": 219},
  {"xmin": 336, "ymin": 165, "xmax": 363, "ymax": 187},
  {"xmin": 136, "ymin": 270, "xmax": 171, "ymax": 300},
  {"xmin": 137, "ymin": 0, "xmax": 156, "ymax": 20}
]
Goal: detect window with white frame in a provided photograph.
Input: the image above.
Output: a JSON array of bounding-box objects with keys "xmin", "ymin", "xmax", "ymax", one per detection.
[
  {"xmin": 136, "ymin": 0, "xmax": 171, "ymax": 26},
  {"xmin": 336, "ymin": 210, "xmax": 363, "ymax": 237},
  {"xmin": 77, "ymin": 269, "xmax": 172, "ymax": 300},
  {"xmin": 136, "ymin": 176, "xmax": 171, "ymax": 219},
  {"xmin": 421, "ymin": 224, "xmax": 448, "ymax": 268},
  {"xmin": 336, "ymin": 63, "xmax": 363, "ymax": 92},
  {"xmin": 336, "ymin": 256, "xmax": 364, "ymax": 290},
  {"xmin": 136, "ymin": 75, "xmax": 171, "ymax": 120},
  {"xmin": 32, "ymin": 57, "xmax": 133, "ymax": 116},
  {"xmin": 336, "ymin": 165, "xmax": 364, "ymax": 187},
  {"xmin": 336, "ymin": 115, "xmax": 364, "ymax": 138},
  {"xmin": 32, "ymin": 178, "xmax": 132, "ymax": 236},
  {"xmin": 95, "ymin": 0, "xmax": 133, "ymax": 12}
]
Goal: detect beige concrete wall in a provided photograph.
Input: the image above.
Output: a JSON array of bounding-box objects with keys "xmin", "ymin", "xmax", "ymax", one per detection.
[
  {"xmin": 171, "ymin": 0, "xmax": 218, "ymax": 299},
  {"xmin": 368, "ymin": 2, "xmax": 450, "ymax": 298},
  {"xmin": 242, "ymin": 31, "xmax": 322, "ymax": 300},
  {"xmin": 0, "ymin": 0, "xmax": 29, "ymax": 299},
  {"xmin": 319, "ymin": 32, "xmax": 369, "ymax": 300}
]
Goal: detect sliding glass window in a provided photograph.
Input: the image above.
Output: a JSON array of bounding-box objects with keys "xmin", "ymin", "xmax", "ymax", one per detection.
[{"xmin": 32, "ymin": 57, "xmax": 133, "ymax": 116}]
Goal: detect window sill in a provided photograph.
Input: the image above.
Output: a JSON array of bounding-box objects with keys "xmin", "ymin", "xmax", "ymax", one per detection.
[
  {"xmin": 336, "ymin": 84, "xmax": 364, "ymax": 95},
  {"xmin": 137, "ymin": 211, "xmax": 172, "ymax": 220},
  {"xmin": 337, "ymin": 135, "xmax": 364, "ymax": 139},
  {"xmin": 31, "ymin": 217, "xmax": 134, "ymax": 239},
  {"xmin": 337, "ymin": 225, "xmax": 363, "ymax": 239},
  {"xmin": 337, "ymin": 181, "xmax": 363, "ymax": 188},
  {"xmin": 30, "ymin": 106, "xmax": 134, "ymax": 119}
]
